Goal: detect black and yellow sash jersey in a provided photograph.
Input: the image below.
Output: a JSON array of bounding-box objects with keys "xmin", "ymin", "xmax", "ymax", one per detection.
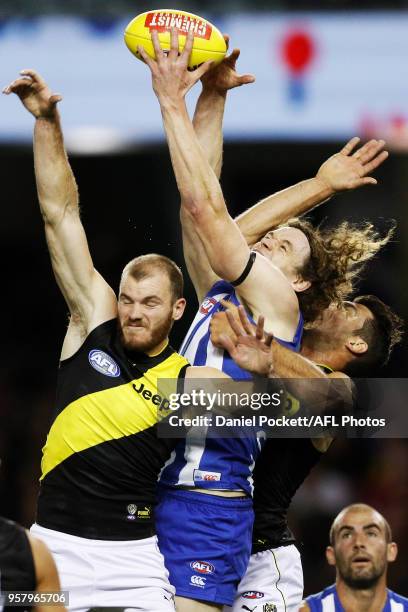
[{"xmin": 37, "ymin": 319, "xmax": 189, "ymax": 541}]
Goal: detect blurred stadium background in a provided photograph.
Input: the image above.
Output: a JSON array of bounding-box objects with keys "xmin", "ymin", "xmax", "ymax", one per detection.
[{"xmin": 0, "ymin": 0, "xmax": 407, "ymax": 598}]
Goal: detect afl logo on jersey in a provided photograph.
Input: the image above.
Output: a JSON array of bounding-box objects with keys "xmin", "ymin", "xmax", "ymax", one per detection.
[
  {"xmin": 190, "ymin": 561, "xmax": 215, "ymax": 574},
  {"xmin": 88, "ymin": 350, "xmax": 121, "ymax": 378},
  {"xmin": 242, "ymin": 591, "xmax": 264, "ymax": 599},
  {"xmin": 199, "ymin": 297, "xmax": 217, "ymax": 315}
]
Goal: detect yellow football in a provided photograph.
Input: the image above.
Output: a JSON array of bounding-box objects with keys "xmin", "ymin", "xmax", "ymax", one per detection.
[{"xmin": 124, "ymin": 9, "xmax": 227, "ymax": 69}]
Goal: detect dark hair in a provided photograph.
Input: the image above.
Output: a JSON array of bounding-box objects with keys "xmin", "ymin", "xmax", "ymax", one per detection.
[
  {"xmin": 121, "ymin": 254, "xmax": 184, "ymax": 302},
  {"xmin": 343, "ymin": 295, "xmax": 404, "ymax": 375},
  {"xmin": 287, "ymin": 218, "xmax": 395, "ymax": 324}
]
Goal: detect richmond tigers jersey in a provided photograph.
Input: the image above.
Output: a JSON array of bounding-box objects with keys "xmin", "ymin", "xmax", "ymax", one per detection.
[
  {"xmin": 306, "ymin": 584, "xmax": 408, "ymax": 611},
  {"xmin": 37, "ymin": 319, "xmax": 189, "ymax": 541},
  {"xmin": 252, "ymin": 364, "xmax": 333, "ymax": 551},
  {"xmin": 160, "ymin": 280, "xmax": 304, "ymax": 495}
]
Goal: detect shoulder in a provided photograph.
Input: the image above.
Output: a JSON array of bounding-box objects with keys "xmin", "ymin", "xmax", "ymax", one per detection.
[
  {"xmin": 304, "ymin": 584, "xmax": 337, "ymax": 611},
  {"xmin": 186, "ymin": 365, "xmax": 230, "ymax": 379},
  {"xmin": 328, "ymin": 371, "xmax": 350, "ymax": 379},
  {"xmin": 61, "ymin": 317, "xmax": 118, "ymax": 362},
  {"xmin": 388, "ymin": 589, "xmax": 408, "ymax": 605}
]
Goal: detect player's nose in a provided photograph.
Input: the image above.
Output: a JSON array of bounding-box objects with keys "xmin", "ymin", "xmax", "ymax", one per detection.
[
  {"xmin": 128, "ymin": 304, "xmax": 143, "ymax": 320},
  {"xmin": 262, "ymin": 234, "xmax": 276, "ymax": 250}
]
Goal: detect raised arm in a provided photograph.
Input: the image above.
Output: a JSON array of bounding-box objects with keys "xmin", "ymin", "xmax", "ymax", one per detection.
[
  {"xmin": 236, "ymin": 137, "xmax": 389, "ymax": 246},
  {"xmin": 182, "ymin": 46, "xmax": 256, "ymax": 302},
  {"xmin": 3, "ymin": 70, "xmax": 116, "ymax": 357},
  {"xmin": 140, "ymin": 31, "xmax": 299, "ymax": 339}
]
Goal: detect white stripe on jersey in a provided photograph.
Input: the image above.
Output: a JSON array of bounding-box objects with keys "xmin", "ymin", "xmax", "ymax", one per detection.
[
  {"xmin": 318, "ymin": 592, "xmax": 404, "ymax": 611},
  {"xmin": 173, "ymin": 427, "xmax": 209, "ymax": 486},
  {"xmin": 180, "ymin": 289, "xmax": 230, "ymax": 365},
  {"xmin": 158, "ymin": 449, "xmax": 177, "ymax": 481},
  {"xmin": 321, "ymin": 594, "xmax": 335, "ymax": 611}
]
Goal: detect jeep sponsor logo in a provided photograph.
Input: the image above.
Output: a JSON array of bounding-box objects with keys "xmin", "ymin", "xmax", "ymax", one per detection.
[
  {"xmin": 242, "ymin": 591, "xmax": 264, "ymax": 599},
  {"xmin": 132, "ymin": 381, "xmax": 170, "ymax": 411},
  {"xmin": 88, "ymin": 350, "xmax": 121, "ymax": 378},
  {"xmin": 190, "ymin": 575, "xmax": 206, "ymax": 588},
  {"xmin": 190, "ymin": 561, "xmax": 215, "ymax": 574}
]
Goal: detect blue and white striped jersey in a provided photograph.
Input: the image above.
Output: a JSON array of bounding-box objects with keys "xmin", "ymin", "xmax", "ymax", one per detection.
[
  {"xmin": 159, "ymin": 280, "xmax": 303, "ymax": 496},
  {"xmin": 306, "ymin": 584, "xmax": 408, "ymax": 611}
]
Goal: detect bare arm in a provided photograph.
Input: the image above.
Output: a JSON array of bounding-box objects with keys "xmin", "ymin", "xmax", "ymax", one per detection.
[
  {"xmin": 140, "ymin": 32, "xmax": 299, "ymax": 339},
  {"xmin": 28, "ymin": 533, "xmax": 67, "ymax": 612},
  {"xmin": 236, "ymin": 137, "xmax": 388, "ymax": 246},
  {"xmin": 214, "ymin": 304, "xmax": 352, "ymax": 419},
  {"xmin": 3, "ymin": 70, "xmax": 116, "ymax": 357},
  {"xmin": 185, "ymin": 365, "xmax": 230, "ymax": 380},
  {"xmin": 180, "ymin": 86, "xmax": 225, "ymax": 302},
  {"xmin": 182, "ymin": 47, "xmax": 256, "ymax": 302}
]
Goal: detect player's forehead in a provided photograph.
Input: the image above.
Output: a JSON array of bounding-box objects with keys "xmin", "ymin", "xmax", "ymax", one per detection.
[
  {"xmin": 267, "ymin": 226, "xmax": 311, "ymax": 254},
  {"xmin": 334, "ymin": 507, "xmax": 385, "ymax": 535},
  {"xmin": 120, "ymin": 270, "xmax": 170, "ymax": 297}
]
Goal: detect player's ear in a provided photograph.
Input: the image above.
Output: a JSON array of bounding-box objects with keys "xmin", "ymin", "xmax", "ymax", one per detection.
[
  {"xmin": 292, "ymin": 275, "xmax": 311, "ymax": 293},
  {"xmin": 387, "ymin": 542, "xmax": 398, "ymax": 563},
  {"xmin": 326, "ymin": 546, "xmax": 336, "ymax": 566},
  {"xmin": 345, "ymin": 336, "xmax": 368, "ymax": 355},
  {"xmin": 173, "ymin": 298, "xmax": 186, "ymax": 321}
]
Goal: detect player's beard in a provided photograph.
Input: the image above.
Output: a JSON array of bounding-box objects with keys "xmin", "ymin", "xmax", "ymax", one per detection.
[
  {"xmin": 337, "ymin": 555, "xmax": 386, "ymax": 590},
  {"xmin": 118, "ymin": 312, "xmax": 174, "ymax": 354}
]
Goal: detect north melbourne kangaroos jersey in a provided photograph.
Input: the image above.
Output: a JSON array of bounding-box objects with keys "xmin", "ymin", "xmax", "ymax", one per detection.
[
  {"xmin": 306, "ymin": 584, "xmax": 408, "ymax": 611},
  {"xmin": 159, "ymin": 281, "xmax": 304, "ymax": 495}
]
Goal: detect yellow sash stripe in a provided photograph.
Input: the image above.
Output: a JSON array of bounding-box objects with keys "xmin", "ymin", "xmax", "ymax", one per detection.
[{"xmin": 41, "ymin": 353, "xmax": 188, "ymax": 480}]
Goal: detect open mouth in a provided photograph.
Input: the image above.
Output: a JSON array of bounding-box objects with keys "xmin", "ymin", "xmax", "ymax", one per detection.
[{"xmin": 351, "ymin": 555, "xmax": 371, "ymax": 565}]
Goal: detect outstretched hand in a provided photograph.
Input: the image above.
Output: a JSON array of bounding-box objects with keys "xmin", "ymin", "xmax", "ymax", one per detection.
[
  {"xmin": 201, "ymin": 36, "xmax": 255, "ymax": 94},
  {"xmin": 316, "ymin": 137, "xmax": 388, "ymax": 193},
  {"xmin": 138, "ymin": 28, "xmax": 213, "ymax": 104},
  {"xmin": 217, "ymin": 305, "xmax": 274, "ymax": 376},
  {"xmin": 3, "ymin": 69, "xmax": 62, "ymax": 118}
]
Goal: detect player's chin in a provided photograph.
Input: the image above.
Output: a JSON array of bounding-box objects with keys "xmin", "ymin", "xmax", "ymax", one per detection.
[{"xmin": 122, "ymin": 329, "xmax": 152, "ymax": 351}]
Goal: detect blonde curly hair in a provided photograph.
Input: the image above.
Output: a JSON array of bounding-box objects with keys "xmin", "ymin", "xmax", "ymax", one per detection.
[{"xmin": 286, "ymin": 218, "xmax": 395, "ymax": 323}]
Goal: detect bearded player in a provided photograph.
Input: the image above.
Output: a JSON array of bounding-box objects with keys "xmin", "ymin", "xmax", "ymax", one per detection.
[{"xmin": 2, "ymin": 67, "xmax": 262, "ymax": 612}]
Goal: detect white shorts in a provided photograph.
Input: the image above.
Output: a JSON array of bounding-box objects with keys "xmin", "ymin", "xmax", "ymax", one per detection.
[
  {"xmin": 31, "ymin": 524, "xmax": 175, "ymax": 612},
  {"xmin": 223, "ymin": 544, "xmax": 303, "ymax": 612}
]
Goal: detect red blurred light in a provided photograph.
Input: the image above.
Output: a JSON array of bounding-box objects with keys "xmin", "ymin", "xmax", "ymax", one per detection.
[{"xmin": 281, "ymin": 30, "xmax": 315, "ymax": 75}]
